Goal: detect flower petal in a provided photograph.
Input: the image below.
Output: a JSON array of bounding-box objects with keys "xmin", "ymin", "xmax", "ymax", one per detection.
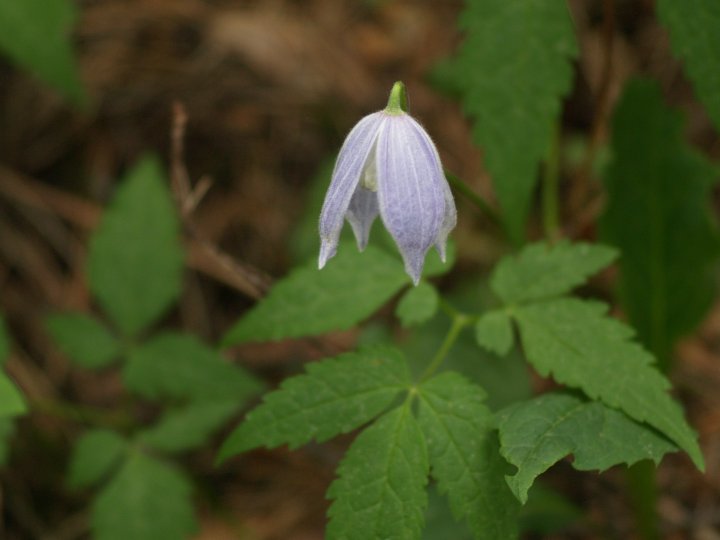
[
  {"xmin": 318, "ymin": 112, "xmax": 385, "ymax": 269},
  {"xmin": 376, "ymin": 115, "xmax": 445, "ymax": 284},
  {"xmin": 346, "ymin": 186, "xmax": 379, "ymax": 251},
  {"xmin": 405, "ymin": 119, "xmax": 457, "ymax": 261}
]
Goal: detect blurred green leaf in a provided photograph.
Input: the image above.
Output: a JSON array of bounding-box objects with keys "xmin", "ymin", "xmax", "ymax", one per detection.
[
  {"xmin": 124, "ymin": 333, "xmax": 261, "ymax": 403},
  {"xmin": 490, "ymin": 241, "xmax": 617, "ymax": 305},
  {"xmin": 657, "ymin": 0, "xmax": 720, "ymax": 131},
  {"xmin": 418, "ymin": 373, "xmax": 519, "ymax": 539},
  {"xmin": 396, "ymin": 282, "xmax": 439, "ymax": 328},
  {"xmin": 519, "ymin": 484, "xmax": 582, "ymax": 535},
  {"xmin": 68, "ymin": 430, "xmax": 127, "ymax": 489},
  {"xmin": 88, "ymin": 156, "xmax": 183, "ymax": 337},
  {"xmin": 218, "ymin": 346, "xmax": 409, "ymax": 462},
  {"xmin": 326, "ymin": 403, "xmax": 429, "ymax": 540},
  {"xmin": 498, "ymin": 392, "xmax": 677, "ymax": 503},
  {"xmin": 474, "ymin": 310, "xmax": 513, "ymax": 356},
  {"xmin": 0, "ymin": 373, "xmax": 25, "ymax": 418},
  {"xmin": 0, "ymin": 317, "xmax": 8, "ymax": 367},
  {"xmin": 46, "ymin": 313, "xmax": 121, "ymax": 369},
  {"xmin": 223, "ymin": 244, "xmax": 409, "ymax": 345},
  {"xmin": 291, "ymin": 159, "xmax": 334, "ymax": 263},
  {"xmin": 601, "ymin": 79, "xmax": 720, "ymax": 365},
  {"xmin": 92, "ymin": 452, "xmax": 196, "ymax": 540},
  {"xmin": 435, "ymin": 0, "xmax": 577, "ymax": 242},
  {"xmin": 0, "ymin": 0, "xmax": 85, "ymax": 105},
  {"xmin": 138, "ymin": 400, "xmax": 239, "ymax": 454},
  {"xmin": 513, "ymin": 298, "xmax": 703, "ymax": 470}
]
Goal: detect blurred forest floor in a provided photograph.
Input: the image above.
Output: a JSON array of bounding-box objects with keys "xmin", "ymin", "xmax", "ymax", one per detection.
[{"xmin": 0, "ymin": 0, "xmax": 719, "ymax": 538}]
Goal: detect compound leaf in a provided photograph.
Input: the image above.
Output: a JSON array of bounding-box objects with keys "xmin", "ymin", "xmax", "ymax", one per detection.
[
  {"xmin": 498, "ymin": 392, "xmax": 678, "ymax": 503},
  {"xmin": 601, "ymin": 79, "xmax": 720, "ymax": 364},
  {"xmin": 326, "ymin": 403, "xmax": 429, "ymax": 540},
  {"xmin": 513, "ymin": 298, "xmax": 703, "ymax": 469},
  {"xmin": 218, "ymin": 346, "xmax": 410, "ymax": 462},
  {"xmin": 138, "ymin": 400, "xmax": 239, "ymax": 454},
  {"xmin": 396, "ymin": 282, "xmax": 439, "ymax": 328},
  {"xmin": 418, "ymin": 372, "xmax": 519, "ymax": 539},
  {"xmin": 657, "ymin": 0, "xmax": 720, "ymax": 131},
  {"xmin": 0, "ymin": 0, "xmax": 85, "ymax": 105},
  {"xmin": 124, "ymin": 333, "xmax": 261, "ymax": 403},
  {"xmin": 88, "ymin": 156, "xmax": 183, "ymax": 337},
  {"xmin": 491, "ymin": 241, "xmax": 617, "ymax": 305},
  {"xmin": 92, "ymin": 452, "xmax": 196, "ymax": 540},
  {"xmin": 436, "ymin": 0, "xmax": 577, "ymax": 242},
  {"xmin": 223, "ymin": 244, "xmax": 409, "ymax": 345},
  {"xmin": 68, "ymin": 430, "xmax": 127, "ymax": 489},
  {"xmin": 46, "ymin": 313, "xmax": 121, "ymax": 369}
]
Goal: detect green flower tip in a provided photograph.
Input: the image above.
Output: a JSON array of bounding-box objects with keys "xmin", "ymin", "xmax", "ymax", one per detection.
[{"xmin": 385, "ymin": 81, "xmax": 409, "ymax": 115}]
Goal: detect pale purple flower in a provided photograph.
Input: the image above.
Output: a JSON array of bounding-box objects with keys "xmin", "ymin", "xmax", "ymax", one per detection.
[{"xmin": 318, "ymin": 82, "xmax": 457, "ymax": 285}]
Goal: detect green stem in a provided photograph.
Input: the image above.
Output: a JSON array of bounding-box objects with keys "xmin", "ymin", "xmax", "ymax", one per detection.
[
  {"xmin": 627, "ymin": 460, "xmax": 660, "ymax": 540},
  {"xmin": 385, "ymin": 81, "xmax": 409, "ymax": 114},
  {"xmin": 420, "ymin": 314, "xmax": 469, "ymax": 382},
  {"xmin": 542, "ymin": 128, "xmax": 561, "ymax": 242},
  {"xmin": 444, "ymin": 171, "xmax": 502, "ymax": 227}
]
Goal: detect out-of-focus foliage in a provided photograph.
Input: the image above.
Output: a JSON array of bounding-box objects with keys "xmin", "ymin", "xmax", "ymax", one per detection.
[
  {"xmin": 0, "ymin": 316, "xmax": 26, "ymax": 466},
  {"xmin": 434, "ymin": 0, "xmax": 577, "ymax": 242},
  {"xmin": 0, "ymin": 0, "xmax": 85, "ymax": 105},
  {"xmin": 657, "ymin": 0, "xmax": 720, "ymax": 132},
  {"xmin": 396, "ymin": 282, "xmax": 440, "ymax": 327},
  {"xmin": 601, "ymin": 79, "xmax": 720, "ymax": 366},
  {"xmin": 88, "ymin": 157, "xmax": 184, "ymax": 337}
]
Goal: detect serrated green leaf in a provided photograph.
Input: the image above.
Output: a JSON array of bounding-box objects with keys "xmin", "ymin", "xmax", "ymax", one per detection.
[
  {"xmin": 396, "ymin": 282, "xmax": 439, "ymax": 327},
  {"xmin": 326, "ymin": 403, "xmax": 429, "ymax": 540},
  {"xmin": 124, "ymin": 333, "xmax": 261, "ymax": 403},
  {"xmin": 0, "ymin": 0, "xmax": 85, "ymax": 105},
  {"xmin": 657, "ymin": 0, "xmax": 720, "ymax": 131},
  {"xmin": 88, "ymin": 156, "xmax": 183, "ymax": 337},
  {"xmin": 417, "ymin": 372, "xmax": 520, "ymax": 539},
  {"xmin": 0, "ymin": 419, "xmax": 14, "ymax": 466},
  {"xmin": 0, "ymin": 317, "xmax": 8, "ymax": 367},
  {"xmin": 46, "ymin": 313, "xmax": 121, "ymax": 369},
  {"xmin": 437, "ymin": 0, "xmax": 577, "ymax": 241},
  {"xmin": 138, "ymin": 400, "xmax": 239, "ymax": 454},
  {"xmin": 475, "ymin": 310, "xmax": 514, "ymax": 356},
  {"xmin": 92, "ymin": 452, "xmax": 196, "ymax": 540},
  {"xmin": 68, "ymin": 430, "xmax": 127, "ymax": 489},
  {"xmin": 491, "ymin": 241, "xmax": 617, "ymax": 305},
  {"xmin": 499, "ymin": 392, "xmax": 677, "ymax": 503},
  {"xmin": 600, "ymin": 79, "xmax": 720, "ymax": 365},
  {"xmin": 223, "ymin": 244, "xmax": 410, "ymax": 345},
  {"xmin": 218, "ymin": 346, "xmax": 409, "ymax": 462},
  {"xmin": 513, "ymin": 298, "xmax": 703, "ymax": 469}
]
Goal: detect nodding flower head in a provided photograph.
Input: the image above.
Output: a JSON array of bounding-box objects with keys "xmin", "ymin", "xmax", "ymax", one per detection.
[{"xmin": 318, "ymin": 82, "xmax": 457, "ymax": 285}]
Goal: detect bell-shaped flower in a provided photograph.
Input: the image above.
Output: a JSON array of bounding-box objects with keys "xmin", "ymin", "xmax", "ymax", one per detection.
[{"xmin": 318, "ymin": 82, "xmax": 456, "ymax": 284}]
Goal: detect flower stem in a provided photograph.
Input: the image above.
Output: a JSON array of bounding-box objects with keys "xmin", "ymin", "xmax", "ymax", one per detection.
[
  {"xmin": 444, "ymin": 171, "xmax": 502, "ymax": 227},
  {"xmin": 385, "ymin": 81, "xmax": 409, "ymax": 114},
  {"xmin": 420, "ymin": 313, "xmax": 469, "ymax": 382}
]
